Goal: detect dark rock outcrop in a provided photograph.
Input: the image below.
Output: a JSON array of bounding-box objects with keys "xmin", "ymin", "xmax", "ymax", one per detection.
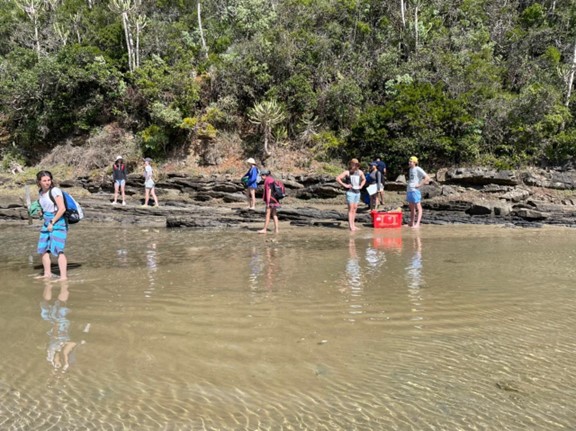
[{"xmin": 2, "ymin": 166, "xmax": 576, "ymax": 229}]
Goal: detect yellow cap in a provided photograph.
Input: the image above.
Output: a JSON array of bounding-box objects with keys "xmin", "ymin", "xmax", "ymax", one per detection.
[{"xmin": 409, "ymin": 156, "xmax": 418, "ymax": 163}]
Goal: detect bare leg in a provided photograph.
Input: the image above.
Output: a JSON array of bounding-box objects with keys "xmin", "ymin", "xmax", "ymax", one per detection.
[
  {"xmin": 121, "ymin": 184, "xmax": 126, "ymax": 204},
  {"xmin": 250, "ymin": 189, "xmax": 256, "ymax": 209},
  {"xmin": 258, "ymin": 207, "xmax": 271, "ymax": 233},
  {"xmin": 370, "ymin": 194, "xmax": 377, "ymax": 211},
  {"xmin": 348, "ymin": 203, "xmax": 359, "ymax": 231},
  {"xmin": 271, "ymin": 208, "xmax": 279, "ymax": 233},
  {"xmin": 57, "ymin": 253, "xmax": 68, "ymax": 280},
  {"xmin": 41, "ymin": 252, "xmax": 52, "ymax": 278},
  {"xmin": 144, "ymin": 188, "xmax": 150, "ymax": 206},
  {"xmin": 409, "ymin": 203, "xmax": 416, "ymax": 227},
  {"xmin": 413, "ymin": 202, "xmax": 423, "ymax": 228},
  {"xmin": 378, "ymin": 191, "xmax": 385, "ymax": 209},
  {"xmin": 151, "ymin": 188, "xmax": 159, "ymax": 206},
  {"xmin": 113, "ymin": 182, "xmax": 119, "ymax": 203}
]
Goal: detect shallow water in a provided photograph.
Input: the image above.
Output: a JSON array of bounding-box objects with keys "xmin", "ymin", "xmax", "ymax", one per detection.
[{"xmin": 1, "ymin": 224, "xmax": 575, "ymax": 430}]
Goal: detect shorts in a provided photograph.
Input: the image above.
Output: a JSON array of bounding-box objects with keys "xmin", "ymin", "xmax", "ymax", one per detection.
[
  {"xmin": 115, "ymin": 179, "xmax": 126, "ymax": 186},
  {"xmin": 37, "ymin": 214, "xmax": 68, "ymax": 255},
  {"xmin": 406, "ymin": 190, "xmax": 422, "ymax": 204},
  {"xmin": 346, "ymin": 190, "xmax": 361, "ymax": 205},
  {"xmin": 145, "ymin": 179, "xmax": 155, "ymax": 189}
]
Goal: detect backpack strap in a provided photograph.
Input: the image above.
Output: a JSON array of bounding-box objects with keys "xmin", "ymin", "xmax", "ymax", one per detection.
[
  {"xmin": 48, "ymin": 188, "xmax": 57, "ymax": 209},
  {"xmin": 48, "ymin": 188, "xmax": 69, "ymax": 225}
]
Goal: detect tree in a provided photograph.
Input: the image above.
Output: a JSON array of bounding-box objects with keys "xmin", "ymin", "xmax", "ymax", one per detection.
[
  {"xmin": 248, "ymin": 100, "xmax": 285, "ymax": 160},
  {"xmin": 109, "ymin": 0, "xmax": 146, "ymax": 72}
]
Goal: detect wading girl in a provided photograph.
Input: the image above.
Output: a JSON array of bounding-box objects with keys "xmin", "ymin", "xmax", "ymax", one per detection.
[{"xmin": 36, "ymin": 171, "xmax": 69, "ymax": 281}]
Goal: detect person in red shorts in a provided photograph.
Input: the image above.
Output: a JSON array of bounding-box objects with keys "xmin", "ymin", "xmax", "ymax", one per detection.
[{"xmin": 258, "ymin": 170, "xmax": 280, "ymax": 234}]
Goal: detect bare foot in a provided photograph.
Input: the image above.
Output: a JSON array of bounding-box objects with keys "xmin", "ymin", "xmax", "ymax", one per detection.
[
  {"xmin": 35, "ymin": 274, "xmax": 52, "ymax": 280},
  {"xmin": 257, "ymin": 229, "xmax": 267, "ymax": 234},
  {"xmin": 411, "ymin": 224, "xmax": 420, "ymax": 229}
]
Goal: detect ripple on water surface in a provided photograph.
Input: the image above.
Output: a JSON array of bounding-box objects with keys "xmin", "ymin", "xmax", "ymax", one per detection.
[{"xmin": 0, "ymin": 225, "xmax": 575, "ymax": 430}]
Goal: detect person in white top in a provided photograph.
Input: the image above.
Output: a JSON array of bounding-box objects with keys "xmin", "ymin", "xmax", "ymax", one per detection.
[
  {"xmin": 406, "ymin": 156, "xmax": 431, "ymax": 228},
  {"xmin": 143, "ymin": 158, "xmax": 159, "ymax": 207},
  {"xmin": 336, "ymin": 158, "xmax": 366, "ymax": 231}
]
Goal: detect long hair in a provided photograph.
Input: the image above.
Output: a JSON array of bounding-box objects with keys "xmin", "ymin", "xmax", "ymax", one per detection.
[{"xmin": 36, "ymin": 170, "xmax": 54, "ymax": 191}]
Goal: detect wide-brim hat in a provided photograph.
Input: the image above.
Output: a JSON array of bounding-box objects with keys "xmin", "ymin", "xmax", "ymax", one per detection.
[
  {"xmin": 246, "ymin": 157, "xmax": 256, "ymax": 165},
  {"xmin": 143, "ymin": 157, "xmax": 152, "ymax": 163}
]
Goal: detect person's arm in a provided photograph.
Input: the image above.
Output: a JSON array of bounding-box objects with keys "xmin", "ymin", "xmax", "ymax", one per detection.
[
  {"xmin": 416, "ymin": 170, "xmax": 431, "ymax": 188},
  {"xmin": 48, "ymin": 193, "xmax": 66, "ymax": 231},
  {"xmin": 264, "ymin": 182, "xmax": 272, "ymax": 206},
  {"xmin": 359, "ymin": 171, "xmax": 366, "ymax": 189},
  {"xmin": 336, "ymin": 171, "xmax": 351, "ymax": 188},
  {"xmin": 249, "ymin": 167, "xmax": 258, "ymax": 183}
]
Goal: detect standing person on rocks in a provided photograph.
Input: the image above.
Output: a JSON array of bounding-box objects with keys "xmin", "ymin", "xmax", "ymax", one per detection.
[
  {"xmin": 143, "ymin": 158, "xmax": 159, "ymax": 207},
  {"xmin": 258, "ymin": 170, "xmax": 280, "ymax": 234},
  {"xmin": 35, "ymin": 171, "xmax": 69, "ymax": 281},
  {"xmin": 406, "ymin": 156, "xmax": 431, "ymax": 228},
  {"xmin": 336, "ymin": 158, "xmax": 366, "ymax": 231},
  {"xmin": 243, "ymin": 158, "xmax": 260, "ymax": 210},
  {"xmin": 368, "ymin": 162, "xmax": 385, "ymax": 211},
  {"xmin": 112, "ymin": 155, "xmax": 127, "ymax": 205}
]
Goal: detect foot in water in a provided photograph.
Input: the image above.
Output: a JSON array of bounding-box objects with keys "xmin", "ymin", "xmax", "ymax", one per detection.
[{"xmin": 257, "ymin": 229, "xmax": 267, "ymax": 234}]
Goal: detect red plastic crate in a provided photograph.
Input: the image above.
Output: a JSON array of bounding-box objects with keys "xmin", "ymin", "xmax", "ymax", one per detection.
[{"xmin": 371, "ymin": 210, "xmax": 403, "ymax": 228}]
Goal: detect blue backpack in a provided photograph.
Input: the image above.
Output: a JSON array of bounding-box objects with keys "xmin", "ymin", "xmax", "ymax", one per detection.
[{"xmin": 48, "ymin": 189, "xmax": 84, "ymax": 224}]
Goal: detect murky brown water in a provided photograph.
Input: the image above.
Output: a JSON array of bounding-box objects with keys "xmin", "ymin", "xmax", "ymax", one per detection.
[{"xmin": 1, "ymin": 223, "xmax": 575, "ymax": 430}]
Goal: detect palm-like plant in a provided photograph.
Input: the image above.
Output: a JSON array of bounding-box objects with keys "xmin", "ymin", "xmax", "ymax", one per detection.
[{"xmin": 248, "ymin": 100, "xmax": 286, "ymax": 159}]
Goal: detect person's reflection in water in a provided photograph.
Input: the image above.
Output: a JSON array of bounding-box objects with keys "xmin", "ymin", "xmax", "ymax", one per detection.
[
  {"xmin": 340, "ymin": 238, "xmax": 365, "ymax": 320},
  {"xmin": 264, "ymin": 245, "xmax": 278, "ymax": 292},
  {"xmin": 248, "ymin": 246, "xmax": 264, "ymax": 291},
  {"xmin": 145, "ymin": 240, "xmax": 157, "ymax": 298},
  {"xmin": 116, "ymin": 229, "xmax": 129, "ymax": 267},
  {"xmin": 250, "ymin": 244, "xmax": 278, "ymax": 295},
  {"xmin": 405, "ymin": 235, "xmax": 425, "ymax": 327},
  {"xmin": 41, "ymin": 280, "xmax": 82, "ymax": 373}
]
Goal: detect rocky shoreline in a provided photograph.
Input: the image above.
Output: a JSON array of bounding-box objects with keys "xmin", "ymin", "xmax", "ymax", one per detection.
[{"xmin": 1, "ymin": 166, "xmax": 576, "ymax": 229}]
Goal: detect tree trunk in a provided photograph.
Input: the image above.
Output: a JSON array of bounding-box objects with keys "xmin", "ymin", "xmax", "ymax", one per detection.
[
  {"xmin": 197, "ymin": 1, "xmax": 208, "ymax": 59},
  {"xmin": 566, "ymin": 38, "xmax": 576, "ymax": 106},
  {"xmin": 414, "ymin": 5, "xmax": 419, "ymax": 53},
  {"xmin": 400, "ymin": 0, "xmax": 406, "ymax": 28}
]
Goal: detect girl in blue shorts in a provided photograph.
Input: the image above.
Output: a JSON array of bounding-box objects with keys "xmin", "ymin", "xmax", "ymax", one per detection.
[{"xmin": 336, "ymin": 158, "xmax": 366, "ymax": 231}]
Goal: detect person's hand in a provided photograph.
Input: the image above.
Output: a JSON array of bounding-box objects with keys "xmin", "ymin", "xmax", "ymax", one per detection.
[{"xmin": 47, "ymin": 221, "xmax": 54, "ymax": 232}]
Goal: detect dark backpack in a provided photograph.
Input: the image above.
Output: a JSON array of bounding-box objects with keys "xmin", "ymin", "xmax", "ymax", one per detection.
[
  {"xmin": 271, "ymin": 180, "xmax": 286, "ymax": 201},
  {"xmin": 48, "ymin": 189, "xmax": 84, "ymax": 224}
]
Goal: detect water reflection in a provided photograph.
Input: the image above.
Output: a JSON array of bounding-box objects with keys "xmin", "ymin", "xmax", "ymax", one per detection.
[
  {"xmin": 405, "ymin": 234, "xmax": 424, "ymax": 327},
  {"xmin": 145, "ymin": 237, "xmax": 158, "ymax": 298},
  {"xmin": 115, "ymin": 229, "xmax": 129, "ymax": 267},
  {"xmin": 248, "ymin": 243, "xmax": 278, "ymax": 292},
  {"xmin": 40, "ymin": 281, "xmax": 83, "ymax": 374}
]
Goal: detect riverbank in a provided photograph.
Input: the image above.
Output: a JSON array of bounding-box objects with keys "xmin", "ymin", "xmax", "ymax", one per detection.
[{"xmin": 1, "ymin": 166, "xmax": 576, "ymax": 229}]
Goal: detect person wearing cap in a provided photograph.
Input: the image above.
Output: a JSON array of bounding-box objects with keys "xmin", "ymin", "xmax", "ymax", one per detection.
[
  {"xmin": 143, "ymin": 158, "xmax": 159, "ymax": 207},
  {"xmin": 336, "ymin": 158, "xmax": 366, "ymax": 231},
  {"xmin": 243, "ymin": 157, "xmax": 260, "ymax": 210},
  {"xmin": 407, "ymin": 156, "xmax": 430, "ymax": 228},
  {"xmin": 257, "ymin": 169, "xmax": 280, "ymax": 234},
  {"xmin": 112, "ymin": 156, "xmax": 127, "ymax": 205}
]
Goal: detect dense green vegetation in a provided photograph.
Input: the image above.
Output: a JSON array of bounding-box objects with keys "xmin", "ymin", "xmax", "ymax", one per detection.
[{"xmin": 1, "ymin": 0, "xmax": 576, "ymax": 175}]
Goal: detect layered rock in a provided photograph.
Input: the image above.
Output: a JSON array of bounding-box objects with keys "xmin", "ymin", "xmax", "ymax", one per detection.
[{"xmin": 1, "ymin": 166, "xmax": 576, "ymax": 228}]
